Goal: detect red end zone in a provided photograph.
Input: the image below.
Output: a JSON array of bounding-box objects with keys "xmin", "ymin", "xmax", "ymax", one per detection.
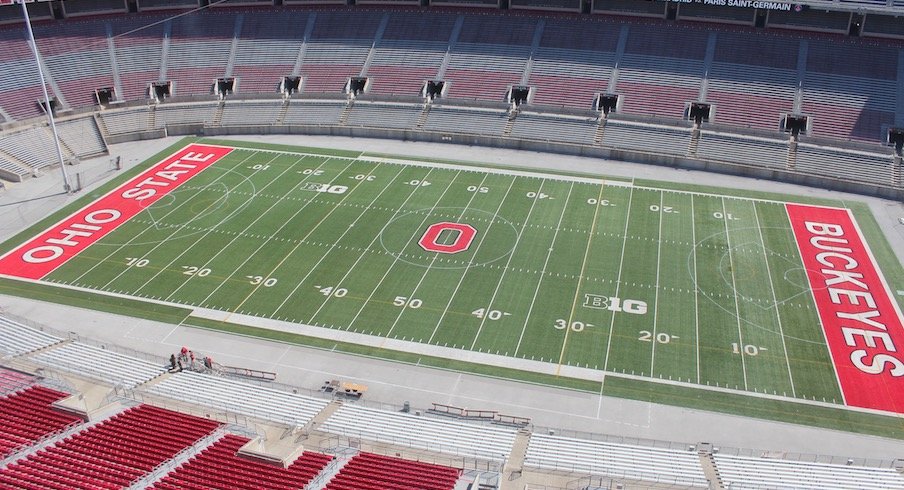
[
  {"xmin": 787, "ymin": 203, "xmax": 904, "ymax": 413},
  {"xmin": 0, "ymin": 144, "xmax": 233, "ymax": 280}
]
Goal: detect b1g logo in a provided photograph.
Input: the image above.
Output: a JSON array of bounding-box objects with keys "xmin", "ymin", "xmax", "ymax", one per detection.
[{"xmin": 418, "ymin": 222, "xmax": 477, "ymax": 254}]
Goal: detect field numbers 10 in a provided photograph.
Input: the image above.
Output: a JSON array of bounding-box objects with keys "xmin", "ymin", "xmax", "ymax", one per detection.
[
  {"xmin": 732, "ymin": 343, "xmax": 766, "ymax": 356},
  {"xmin": 126, "ymin": 257, "xmax": 149, "ymax": 267}
]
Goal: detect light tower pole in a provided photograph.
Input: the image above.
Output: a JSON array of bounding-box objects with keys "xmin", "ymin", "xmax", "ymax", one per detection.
[{"xmin": 19, "ymin": 0, "xmax": 72, "ymax": 193}]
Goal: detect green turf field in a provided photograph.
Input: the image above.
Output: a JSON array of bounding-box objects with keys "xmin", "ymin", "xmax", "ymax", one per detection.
[{"xmin": 29, "ymin": 140, "xmax": 874, "ymax": 408}]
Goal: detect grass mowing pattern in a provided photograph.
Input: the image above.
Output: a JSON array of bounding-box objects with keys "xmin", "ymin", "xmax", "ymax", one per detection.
[{"xmin": 8, "ymin": 139, "xmax": 904, "ymax": 436}]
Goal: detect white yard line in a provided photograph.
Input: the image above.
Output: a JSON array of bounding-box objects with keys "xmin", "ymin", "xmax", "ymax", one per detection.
[
  {"xmin": 148, "ymin": 156, "xmax": 310, "ymax": 300},
  {"xmin": 344, "ymin": 170, "xmax": 463, "ymax": 332},
  {"xmin": 600, "ymin": 185, "xmax": 635, "ymax": 383},
  {"xmin": 722, "ymin": 197, "xmax": 749, "ymax": 391},
  {"xmin": 194, "ymin": 157, "xmax": 363, "ymax": 307},
  {"xmin": 457, "ymin": 178, "xmax": 546, "ymax": 348},
  {"xmin": 784, "ymin": 209, "xmax": 847, "ymax": 404},
  {"xmin": 513, "ymin": 182, "xmax": 576, "ymax": 356},
  {"xmin": 555, "ymin": 180, "xmax": 609, "ymax": 371},
  {"xmin": 649, "ymin": 192, "xmax": 664, "ymax": 376},
  {"xmin": 300, "ymin": 166, "xmax": 414, "ymax": 323},
  {"xmin": 384, "ymin": 172, "xmax": 496, "ymax": 339},
  {"xmin": 420, "ymin": 176, "xmax": 518, "ymax": 345},
  {"xmin": 753, "ymin": 202, "xmax": 796, "ymax": 397},
  {"xmin": 227, "ymin": 161, "xmax": 383, "ymax": 321},
  {"xmin": 128, "ymin": 155, "xmax": 291, "ymax": 301},
  {"xmin": 78, "ymin": 151, "xmax": 265, "ymax": 288},
  {"xmin": 691, "ymin": 195, "xmax": 701, "ymax": 384}
]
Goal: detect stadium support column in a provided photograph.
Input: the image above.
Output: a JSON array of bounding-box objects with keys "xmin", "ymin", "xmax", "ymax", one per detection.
[{"xmin": 20, "ymin": 0, "xmax": 71, "ymax": 193}]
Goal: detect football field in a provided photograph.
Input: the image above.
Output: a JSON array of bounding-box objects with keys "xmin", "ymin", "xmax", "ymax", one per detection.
[{"xmin": 3, "ymin": 140, "xmax": 903, "ymax": 416}]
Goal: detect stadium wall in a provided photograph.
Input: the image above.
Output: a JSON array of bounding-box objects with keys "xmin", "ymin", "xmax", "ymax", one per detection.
[{"xmin": 86, "ymin": 101, "xmax": 903, "ymax": 200}]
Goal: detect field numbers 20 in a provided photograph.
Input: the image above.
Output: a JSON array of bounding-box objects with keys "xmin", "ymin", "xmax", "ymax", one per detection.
[
  {"xmin": 472, "ymin": 308, "xmax": 510, "ymax": 320},
  {"xmin": 182, "ymin": 266, "xmax": 211, "ymax": 277},
  {"xmin": 638, "ymin": 331, "xmax": 677, "ymax": 343},
  {"xmin": 554, "ymin": 319, "xmax": 591, "ymax": 332},
  {"xmin": 649, "ymin": 205, "xmax": 676, "ymax": 213},
  {"xmin": 393, "ymin": 296, "xmax": 422, "ymax": 308},
  {"xmin": 732, "ymin": 343, "xmax": 766, "ymax": 356}
]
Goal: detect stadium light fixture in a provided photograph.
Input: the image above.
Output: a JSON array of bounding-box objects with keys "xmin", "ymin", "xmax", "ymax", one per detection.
[{"xmin": 16, "ymin": 0, "xmax": 73, "ymax": 193}]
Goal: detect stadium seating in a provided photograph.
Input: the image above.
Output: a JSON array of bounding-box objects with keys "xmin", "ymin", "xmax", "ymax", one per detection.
[
  {"xmin": 145, "ymin": 370, "xmax": 329, "ymax": 427},
  {"xmin": 601, "ymin": 121, "xmax": 692, "ymax": 156},
  {"xmin": 56, "ymin": 118, "xmax": 106, "ymax": 157},
  {"xmin": 510, "ymin": 112, "xmax": 599, "ymax": 145},
  {"xmin": 28, "ymin": 341, "xmax": 167, "ymax": 388},
  {"xmin": 152, "ymin": 433, "xmax": 333, "ymax": 490},
  {"xmin": 0, "ymin": 369, "xmax": 32, "ymax": 394},
  {"xmin": 794, "ymin": 144, "xmax": 896, "ymax": 186},
  {"xmin": 696, "ymin": 131, "xmax": 788, "ymax": 169},
  {"xmin": 220, "ymin": 100, "xmax": 282, "ymax": 126},
  {"xmin": 0, "ymin": 316, "xmax": 63, "ymax": 356},
  {"xmin": 165, "ymin": 12, "xmax": 235, "ymax": 97},
  {"xmin": 423, "ymin": 105, "xmax": 509, "ymax": 136},
  {"xmin": 0, "ymin": 8, "xmax": 897, "ymax": 151},
  {"xmin": 282, "ymin": 101, "xmax": 346, "ymax": 126},
  {"xmin": 323, "ymin": 452, "xmax": 461, "ymax": 490},
  {"xmin": 232, "ymin": 11, "xmax": 309, "ymax": 94},
  {"xmin": 713, "ymin": 452, "xmax": 904, "ymax": 489},
  {"xmin": 346, "ymin": 102, "xmax": 421, "ymax": 129},
  {"xmin": 0, "ymin": 404, "xmax": 220, "ymax": 490},
  {"xmin": 110, "ymin": 15, "xmax": 169, "ymax": 100},
  {"xmin": 0, "ymin": 386, "xmax": 81, "ymax": 458},
  {"xmin": 524, "ymin": 432, "xmax": 710, "ymax": 487},
  {"xmin": 320, "ymin": 402, "xmax": 517, "ymax": 460}
]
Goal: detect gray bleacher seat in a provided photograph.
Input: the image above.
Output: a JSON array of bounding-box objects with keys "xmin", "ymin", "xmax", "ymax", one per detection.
[
  {"xmin": 524, "ymin": 433, "xmax": 710, "ymax": 488},
  {"xmin": 29, "ymin": 342, "xmax": 166, "ymax": 388},
  {"xmin": 0, "ymin": 316, "xmax": 62, "ymax": 357},
  {"xmin": 321, "ymin": 402, "xmax": 518, "ymax": 461},
  {"xmin": 714, "ymin": 452, "xmax": 904, "ymax": 490},
  {"xmin": 146, "ymin": 370, "xmax": 328, "ymax": 427}
]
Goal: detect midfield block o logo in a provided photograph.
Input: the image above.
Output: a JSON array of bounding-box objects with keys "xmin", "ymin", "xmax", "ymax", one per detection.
[{"xmin": 418, "ymin": 222, "xmax": 477, "ymax": 254}]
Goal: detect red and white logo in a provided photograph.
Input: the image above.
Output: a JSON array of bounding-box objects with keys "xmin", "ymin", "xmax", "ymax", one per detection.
[
  {"xmin": 0, "ymin": 143, "xmax": 233, "ymax": 280},
  {"xmin": 418, "ymin": 222, "xmax": 477, "ymax": 254}
]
